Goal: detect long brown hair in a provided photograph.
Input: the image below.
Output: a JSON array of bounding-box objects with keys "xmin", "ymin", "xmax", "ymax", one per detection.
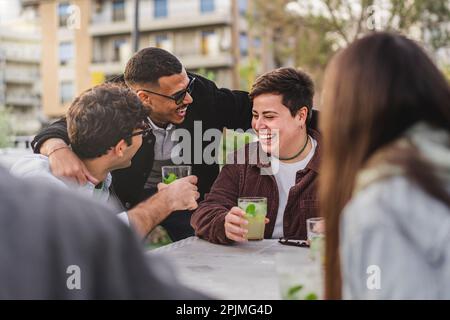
[{"xmin": 320, "ymin": 32, "xmax": 450, "ymax": 299}]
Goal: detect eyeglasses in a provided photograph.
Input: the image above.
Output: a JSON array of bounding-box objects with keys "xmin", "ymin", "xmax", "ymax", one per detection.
[
  {"xmin": 124, "ymin": 121, "xmax": 152, "ymax": 140},
  {"xmin": 278, "ymin": 237, "xmax": 310, "ymax": 248},
  {"xmin": 137, "ymin": 75, "xmax": 196, "ymax": 105}
]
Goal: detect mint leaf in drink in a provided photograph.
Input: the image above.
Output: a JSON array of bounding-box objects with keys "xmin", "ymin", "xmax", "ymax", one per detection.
[
  {"xmin": 304, "ymin": 293, "xmax": 318, "ymax": 300},
  {"xmin": 287, "ymin": 285, "xmax": 303, "ymax": 299},
  {"xmin": 245, "ymin": 203, "xmax": 256, "ymax": 216},
  {"xmin": 163, "ymin": 173, "xmax": 178, "ymax": 184}
]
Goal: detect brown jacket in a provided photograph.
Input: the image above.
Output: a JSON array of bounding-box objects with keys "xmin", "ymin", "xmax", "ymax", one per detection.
[{"xmin": 191, "ymin": 129, "xmax": 321, "ymax": 244}]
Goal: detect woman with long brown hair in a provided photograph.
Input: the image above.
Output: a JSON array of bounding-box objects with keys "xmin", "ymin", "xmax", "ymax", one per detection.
[{"xmin": 320, "ymin": 32, "xmax": 450, "ymax": 299}]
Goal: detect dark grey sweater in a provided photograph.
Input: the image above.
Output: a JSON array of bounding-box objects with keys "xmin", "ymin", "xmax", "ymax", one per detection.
[{"xmin": 0, "ymin": 167, "xmax": 208, "ymax": 299}]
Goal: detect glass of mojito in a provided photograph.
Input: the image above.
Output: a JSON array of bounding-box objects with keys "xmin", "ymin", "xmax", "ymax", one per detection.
[
  {"xmin": 161, "ymin": 165, "xmax": 192, "ymax": 184},
  {"xmin": 237, "ymin": 197, "xmax": 267, "ymax": 240},
  {"xmin": 307, "ymin": 217, "xmax": 325, "ymax": 263}
]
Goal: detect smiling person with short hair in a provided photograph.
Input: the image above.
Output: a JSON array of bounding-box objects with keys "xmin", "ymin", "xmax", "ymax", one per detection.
[{"xmin": 191, "ymin": 67, "xmax": 321, "ymax": 244}]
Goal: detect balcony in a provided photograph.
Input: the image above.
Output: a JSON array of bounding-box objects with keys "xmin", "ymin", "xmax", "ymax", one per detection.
[
  {"xmin": 89, "ymin": 12, "xmax": 231, "ymax": 36},
  {"xmin": 181, "ymin": 53, "xmax": 233, "ymax": 69},
  {"xmin": 90, "ymin": 61, "xmax": 124, "ymax": 76},
  {"xmin": 5, "ymin": 94, "xmax": 40, "ymax": 108},
  {"xmin": 4, "ymin": 70, "xmax": 39, "ymax": 84},
  {"xmin": 140, "ymin": 12, "xmax": 231, "ymax": 33},
  {"xmin": 3, "ymin": 51, "xmax": 40, "ymax": 64}
]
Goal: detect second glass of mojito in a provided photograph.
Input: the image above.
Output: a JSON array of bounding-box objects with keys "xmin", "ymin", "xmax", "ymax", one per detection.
[
  {"xmin": 161, "ymin": 165, "xmax": 192, "ymax": 184},
  {"xmin": 237, "ymin": 197, "xmax": 267, "ymax": 240}
]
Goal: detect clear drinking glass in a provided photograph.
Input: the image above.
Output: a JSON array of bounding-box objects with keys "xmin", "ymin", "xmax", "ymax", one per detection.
[
  {"xmin": 307, "ymin": 217, "xmax": 325, "ymax": 263},
  {"xmin": 275, "ymin": 252, "xmax": 323, "ymax": 300},
  {"xmin": 161, "ymin": 165, "xmax": 192, "ymax": 184},
  {"xmin": 237, "ymin": 197, "xmax": 267, "ymax": 240}
]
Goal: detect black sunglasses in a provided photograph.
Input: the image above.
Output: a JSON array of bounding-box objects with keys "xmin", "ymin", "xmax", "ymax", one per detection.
[
  {"xmin": 278, "ymin": 238, "xmax": 310, "ymax": 248},
  {"xmin": 124, "ymin": 121, "xmax": 152, "ymax": 140},
  {"xmin": 138, "ymin": 75, "xmax": 196, "ymax": 105}
]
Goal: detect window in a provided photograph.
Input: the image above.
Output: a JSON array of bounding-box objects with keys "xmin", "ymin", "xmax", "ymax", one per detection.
[
  {"xmin": 93, "ymin": 0, "xmax": 104, "ymax": 14},
  {"xmin": 58, "ymin": 2, "xmax": 71, "ymax": 27},
  {"xmin": 200, "ymin": 0, "xmax": 215, "ymax": 13},
  {"xmin": 59, "ymin": 41, "xmax": 74, "ymax": 66},
  {"xmin": 240, "ymin": 32, "xmax": 248, "ymax": 56},
  {"xmin": 154, "ymin": 0, "xmax": 167, "ymax": 18},
  {"xmin": 253, "ymin": 36, "xmax": 262, "ymax": 49},
  {"xmin": 113, "ymin": 38, "xmax": 127, "ymax": 62},
  {"xmin": 155, "ymin": 34, "xmax": 168, "ymax": 47},
  {"xmin": 201, "ymin": 30, "xmax": 216, "ymax": 55},
  {"xmin": 112, "ymin": 0, "xmax": 125, "ymax": 22},
  {"xmin": 60, "ymin": 81, "xmax": 74, "ymax": 104},
  {"xmin": 238, "ymin": 0, "xmax": 247, "ymax": 16},
  {"xmin": 155, "ymin": 33, "xmax": 173, "ymax": 52}
]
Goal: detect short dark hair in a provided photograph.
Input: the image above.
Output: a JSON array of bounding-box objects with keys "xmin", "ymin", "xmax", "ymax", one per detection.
[
  {"xmin": 67, "ymin": 84, "xmax": 147, "ymax": 159},
  {"xmin": 106, "ymin": 74, "xmax": 127, "ymax": 87},
  {"xmin": 124, "ymin": 47, "xmax": 183, "ymax": 86},
  {"xmin": 249, "ymin": 67, "xmax": 314, "ymax": 121}
]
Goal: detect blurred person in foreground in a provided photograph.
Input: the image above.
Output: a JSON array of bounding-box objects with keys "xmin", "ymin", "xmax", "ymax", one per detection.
[
  {"xmin": 11, "ymin": 84, "xmax": 199, "ymax": 238},
  {"xmin": 192, "ymin": 68, "xmax": 320, "ymax": 244},
  {"xmin": 0, "ymin": 167, "xmax": 207, "ymax": 299},
  {"xmin": 320, "ymin": 32, "xmax": 450, "ymax": 299}
]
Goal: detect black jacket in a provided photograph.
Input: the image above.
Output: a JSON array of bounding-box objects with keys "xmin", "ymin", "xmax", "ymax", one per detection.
[{"xmin": 32, "ymin": 73, "xmax": 253, "ymax": 209}]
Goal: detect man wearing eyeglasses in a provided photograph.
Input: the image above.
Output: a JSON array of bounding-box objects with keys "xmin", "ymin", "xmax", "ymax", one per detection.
[
  {"xmin": 12, "ymin": 84, "xmax": 200, "ymax": 238},
  {"xmin": 30, "ymin": 47, "xmax": 254, "ymax": 241}
]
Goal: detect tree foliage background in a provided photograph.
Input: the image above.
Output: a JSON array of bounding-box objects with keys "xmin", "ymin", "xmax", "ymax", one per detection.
[{"xmin": 250, "ymin": 0, "xmax": 450, "ymax": 94}]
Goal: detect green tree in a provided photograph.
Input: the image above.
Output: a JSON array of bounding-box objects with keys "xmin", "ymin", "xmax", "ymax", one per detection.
[
  {"xmin": 239, "ymin": 58, "xmax": 259, "ymax": 91},
  {"xmin": 252, "ymin": 0, "xmax": 450, "ymax": 91},
  {"xmin": 195, "ymin": 68, "xmax": 217, "ymax": 82}
]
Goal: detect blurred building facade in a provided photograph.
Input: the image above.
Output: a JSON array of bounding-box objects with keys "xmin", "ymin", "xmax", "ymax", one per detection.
[
  {"xmin": 35, "ymin": 0, "xmax": 269, "ymax": 118},
  {"xmin": 0, "ymin": 0, "xmax": 42, "ymax": 135}
]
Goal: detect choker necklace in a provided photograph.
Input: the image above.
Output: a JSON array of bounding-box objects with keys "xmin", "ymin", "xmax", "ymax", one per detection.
[{"xmin": 278, "ymin": 135, "xmax": 309, "ymax": 161}]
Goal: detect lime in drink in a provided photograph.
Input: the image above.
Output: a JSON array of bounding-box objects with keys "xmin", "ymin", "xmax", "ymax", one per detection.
[
  {"xmin": 275, "ymin": 253, "xmax": 323, "ymax": 300},
  {"xmin": 161, "ymin": 166, "xmax": 192, "ymax": 184},
  {"xmin": 237, "ymin": 197, "xmax": 267, "ymax": 240}
]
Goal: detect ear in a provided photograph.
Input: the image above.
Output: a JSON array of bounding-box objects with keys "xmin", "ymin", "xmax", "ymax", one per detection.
[
  {"xmin": 295, "ymin": 106, "xmax": 308, "ymax": 126},
  {"xmin": 113, "ymin": 139, "xmax": 128, "ymax": 157},
  {"xmin": 136, "ymin": 91, "xmax": 151, "ymax": 104}
]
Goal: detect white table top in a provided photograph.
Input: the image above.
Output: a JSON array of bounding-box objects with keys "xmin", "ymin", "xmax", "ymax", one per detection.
[{"xmin": 148, "ymin": 236, "xmax": 311, "ymax": 300}]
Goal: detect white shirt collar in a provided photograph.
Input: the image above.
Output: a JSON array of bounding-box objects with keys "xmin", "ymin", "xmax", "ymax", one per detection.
[
  {"xmin": 82, "ymin": 172, "xmax": 113, "ymax": 192},
  {"xmin": 147, "ymin": 116, "xmax": 175, "ymax": 132}
]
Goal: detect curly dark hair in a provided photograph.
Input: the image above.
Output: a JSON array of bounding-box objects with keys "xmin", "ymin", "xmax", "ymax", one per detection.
[
  {"xmin": 67, "ymin": 83, "xmax": 148, "ymax": 159},
  {"xmin": 249, "ymin": 67, "xmax": 314, "ymax": 122}
]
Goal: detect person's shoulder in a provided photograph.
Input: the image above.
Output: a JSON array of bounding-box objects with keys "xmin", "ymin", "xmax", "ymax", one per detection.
[
  {"xmin": 342, "ymin": 175, "xmax": 450, "ymax": 244},
  {"xmin": 10, "ymin": 153, "xmax": 66, "ymax": 188},
  {"xmin": 10, "ymin": 153, "xmax": 49, "ymax": 172},
  {"xmin": 343, "ymin": 176, "xmax": 408, "ymax": 227},
  {"xmin": 1, "ymin": 167, "xmax": 124, "ymax": 236}
]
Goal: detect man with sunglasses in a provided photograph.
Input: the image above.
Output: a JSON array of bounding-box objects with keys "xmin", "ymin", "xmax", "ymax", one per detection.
[{"xmin": 11, "ymin": 84, "xmax": 200, "ymax": 238}]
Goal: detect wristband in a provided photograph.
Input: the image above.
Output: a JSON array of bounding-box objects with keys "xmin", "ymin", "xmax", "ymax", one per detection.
[{"xmin": 48, "ymin": 145, "xmax": 70, "ymax": 157}]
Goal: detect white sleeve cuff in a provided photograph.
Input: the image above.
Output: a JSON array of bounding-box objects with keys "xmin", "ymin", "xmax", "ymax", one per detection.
[{"xmin": 117, "ymin": 211, "xmax": 130, "ymax": 226}]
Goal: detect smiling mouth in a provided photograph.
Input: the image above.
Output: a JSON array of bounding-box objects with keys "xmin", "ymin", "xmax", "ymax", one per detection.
[
  {"xmin": 176, "ymin": 105, "xmax": 188, "ymax": 117},
  {"xmin": 258, "ymin": 130, "xmax": 277, "ymax": 143}
]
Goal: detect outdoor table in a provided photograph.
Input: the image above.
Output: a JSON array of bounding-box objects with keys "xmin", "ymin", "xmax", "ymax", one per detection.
[{"xmin": 147, "ymin": 236, "xmax": 311, "ymax": 300}]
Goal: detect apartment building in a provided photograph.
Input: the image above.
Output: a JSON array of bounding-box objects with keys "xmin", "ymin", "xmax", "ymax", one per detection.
[
  {"xmin": 37, "ymin": 0, "xmax": 267, "ymax": 118},
  {"xmin": 0, "ymin": 2, "xmax": 42, "ymax": 135}
]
